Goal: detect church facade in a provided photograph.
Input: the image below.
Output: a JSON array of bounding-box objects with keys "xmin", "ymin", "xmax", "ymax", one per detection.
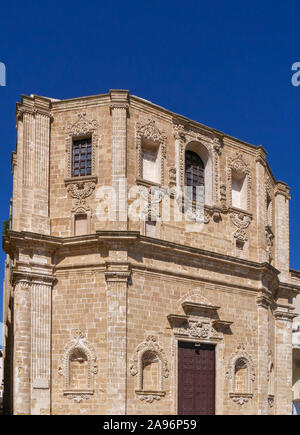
[{"xmin": 2, "ymin": 90, "xmax": 300, "ymax": 414}]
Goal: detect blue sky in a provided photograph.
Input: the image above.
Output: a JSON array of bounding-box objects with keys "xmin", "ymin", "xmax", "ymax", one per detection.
[{"xmin": 0, "ymin": 0, "xmax": 300, "ymax": 320}]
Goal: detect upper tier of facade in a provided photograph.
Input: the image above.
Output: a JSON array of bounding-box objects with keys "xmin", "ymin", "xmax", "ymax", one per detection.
[{"xmin": 10, "ymin": 89, "xmax": 291, "ymax": 280}]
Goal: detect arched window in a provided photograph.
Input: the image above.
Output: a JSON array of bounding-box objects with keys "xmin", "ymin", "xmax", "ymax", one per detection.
[{"xmin": 185, "ymin": 150, "xmax": 204, "ymax": 202}]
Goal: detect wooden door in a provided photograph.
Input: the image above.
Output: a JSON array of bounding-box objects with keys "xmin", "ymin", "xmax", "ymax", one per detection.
[{"xmin": 178, "ymin": 341, "xmax": 215, "ymax": 415}]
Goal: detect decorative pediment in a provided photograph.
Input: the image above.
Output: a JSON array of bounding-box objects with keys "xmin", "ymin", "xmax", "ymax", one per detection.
[
  {"xmin": 169, "ymin": 289, "xmax": 233, "ymax": 336},
  {"xmin": 181, "ymin": 301, "xmax": 220, "ymax": 315},
  {"xmin": 228, "ymin": 153, "xmax": 250, "ymax": 176},
  {"xmin": 136, "ymin": 118, "xmax": 166, "ymax": 145},
  {"xmin": 66, "ymin": 112, "xmax": 98, "ymax": 136}
]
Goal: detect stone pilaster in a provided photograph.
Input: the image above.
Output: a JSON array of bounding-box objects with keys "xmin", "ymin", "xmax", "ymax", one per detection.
[
  {"xmin": 256, "ymin": 290, "xmax": 271, "ymax": 414},
  {"xmin": 274, "ymin": 307, "xmax": 295, "ymax": 414},
  {"xmin": 15, "ymin": 95, "xmax": 51, "ymax": 235},
  {"xmin": 13, "ymin": 279, "xmax": 31, "ymax": 414},
  {"xmin": 274, "ymin": 182, "xmax": 290, "ymax": 282},
  {"xmin": 173, "ymin": 120, "xmax": 185, "ymax": 189},
  {"xmin": 255, "ymin": 147, "xmax": 268, "ymax": 262},
  {"xmin": 109, "ymin": 90, "xmax": 129, "ymax": 230},
  {"xmin": 105, "ymin": 262, "xmax": 131, "ymax": 414},
  {"xmin": 30, "ymin": 279, "xmax": 53, "ymax": 415}
]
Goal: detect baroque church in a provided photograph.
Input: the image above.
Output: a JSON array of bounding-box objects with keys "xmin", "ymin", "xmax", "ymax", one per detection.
[{"xmin": 2, "ymin": 90, "xmax": 300, "ymax": 415}]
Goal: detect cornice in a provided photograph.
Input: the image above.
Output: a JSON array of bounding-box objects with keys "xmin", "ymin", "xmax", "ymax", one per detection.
[
  {"xmin": 16, "ymin": 94, "xmax": 53, "ymax": 121},
  {"xmin": 4, "ymin": 230, "xmax": 281, "ymax": 281},
  {"xmin": 275, "ymin": 181, "xmax": 291, "ymax": 200}
]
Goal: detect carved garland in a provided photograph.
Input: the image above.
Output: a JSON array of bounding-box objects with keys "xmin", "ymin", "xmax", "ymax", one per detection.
[
  {"xmin": 65, "ymin": 112, "xmax": 99, "ymax": 179},
  {"xmin": 136, "ymin": 118, "xmax": 167, "ymax": 185},
  {"xmin": 230, "ymin": 212, "xmax": 252, "ymax": 242},
  {"xmin": 226, "ymin": 344, "xmax": 255, "ymax": 406},
  {"xmin": 227, "ymin": 153, "xmax": 252, "ymax": 211},
  {"xmin": 130, "ymin": 335, "xmax": 169, "ymax": 402},
  {"xmin": 173, "ymin": 319, "xmax": 222, "ymax": 340},
  {"xmin": 58, "ymin": 330, "xmax": 98, "ymax": 402},
  {"xmin": 67, "ymin": 180, "xmax": 96, "ymax": 211}
]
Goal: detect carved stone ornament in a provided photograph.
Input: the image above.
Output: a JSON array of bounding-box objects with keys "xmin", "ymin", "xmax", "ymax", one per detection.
[
  {"xmin": 226, "ymin": 344, "xmax": 255, "ymax": 406},
  {"xmin": 138, "ymin": 394, "xmax": 162, "ymax": 403},
  {"xmin": 66, "ymin": 112, "xmax": 98, "ymax": 136},
  {"xmin": 233, "ymin": 228, "xmax": 248, "ymax": 242},
  {"xmin": 220, "ymin": 183, "xmax": 227, "ymax": 209},
  {"xmin": 213, "ymin": 136, "xmax": 224, "ymax": 155},
  {"xmin": 168, "ymin": 166, "xmax": 176, "ymax": 188},
  {"xmin": 130, "ymin": 336, "xmax": 169, "ymax": 402},
  {"xmin": 66, "ymin": 393, "xmax": 91, "ymax": 403},
  {"xmin": 58, "ymin": 329, "xmax": 98, "ymax": 403},
  {"xmin": 173, "ymin": 319, "xmax": 222, "ymax": 340},
  {"xmin": 67, "ymin": 180, "xmax": 96, "ymax": 209},
  {"xmin": 231, "ymin": 212, "xmax": 252, "ymax": 242},
  {"xmin": 231, "ymin": 212, "xmax": 251, "ymax": 229},
  {"xmin": 265, "ymin": 225, "xmax": 274, "ymax": 247}
]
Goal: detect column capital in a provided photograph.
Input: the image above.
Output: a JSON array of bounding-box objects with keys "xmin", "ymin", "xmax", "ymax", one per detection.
[
  {"xmin": 109, "ymin": 89, "xmax": 129, "ymax": 113},
  {"xmin": 12, "ymin": 270, "xmax": 56, "ymax": 287},
  {"xmin": 104, "ymin": 262, "xmax": 131, "ymax": 283},
  {"xmin": 16, "ymin": 94, "xmax": 53, "ymax": 121},
  {"xmin": 274, "ymin": 306, "xmax": 297, "ymax": 322}
]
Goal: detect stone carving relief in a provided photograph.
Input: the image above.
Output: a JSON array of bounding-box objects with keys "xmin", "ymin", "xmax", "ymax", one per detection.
[
  {"xmin": 67, "ymin": 180, "xmax": 96, "ymax": 211},
  {"xmin": 230, "ymin": 212, "xmax": 252, "ymax": 244},
  {"xmin": 220, "ymin": 183, "xmax": 227, "ymax": 209},
  {"xmin": 58, "ymin": 329, "xmax": 98, "ymax": 403},
  {"xmin": 168, "ymin": 166, "xmax": 176, "ymax": 188},
  {"xmin": 173, "ymin": 319, "xmax": 221, "ymax": 340},
  {"xmin": 226, "ymin": 344, "xmax": 255, "ymax": 406},
  {"xmin": 130, "ymin": 335, "xmax": 169, "ymax": 402},
  {"xmin": 136, "ymin": 118, "xmax": 167, "ymax": 185}
]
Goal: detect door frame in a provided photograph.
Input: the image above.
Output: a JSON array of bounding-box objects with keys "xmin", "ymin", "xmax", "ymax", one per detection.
[{"xmin": 173, "ymin": 336, "xmax": 225, "ymax": 415}]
